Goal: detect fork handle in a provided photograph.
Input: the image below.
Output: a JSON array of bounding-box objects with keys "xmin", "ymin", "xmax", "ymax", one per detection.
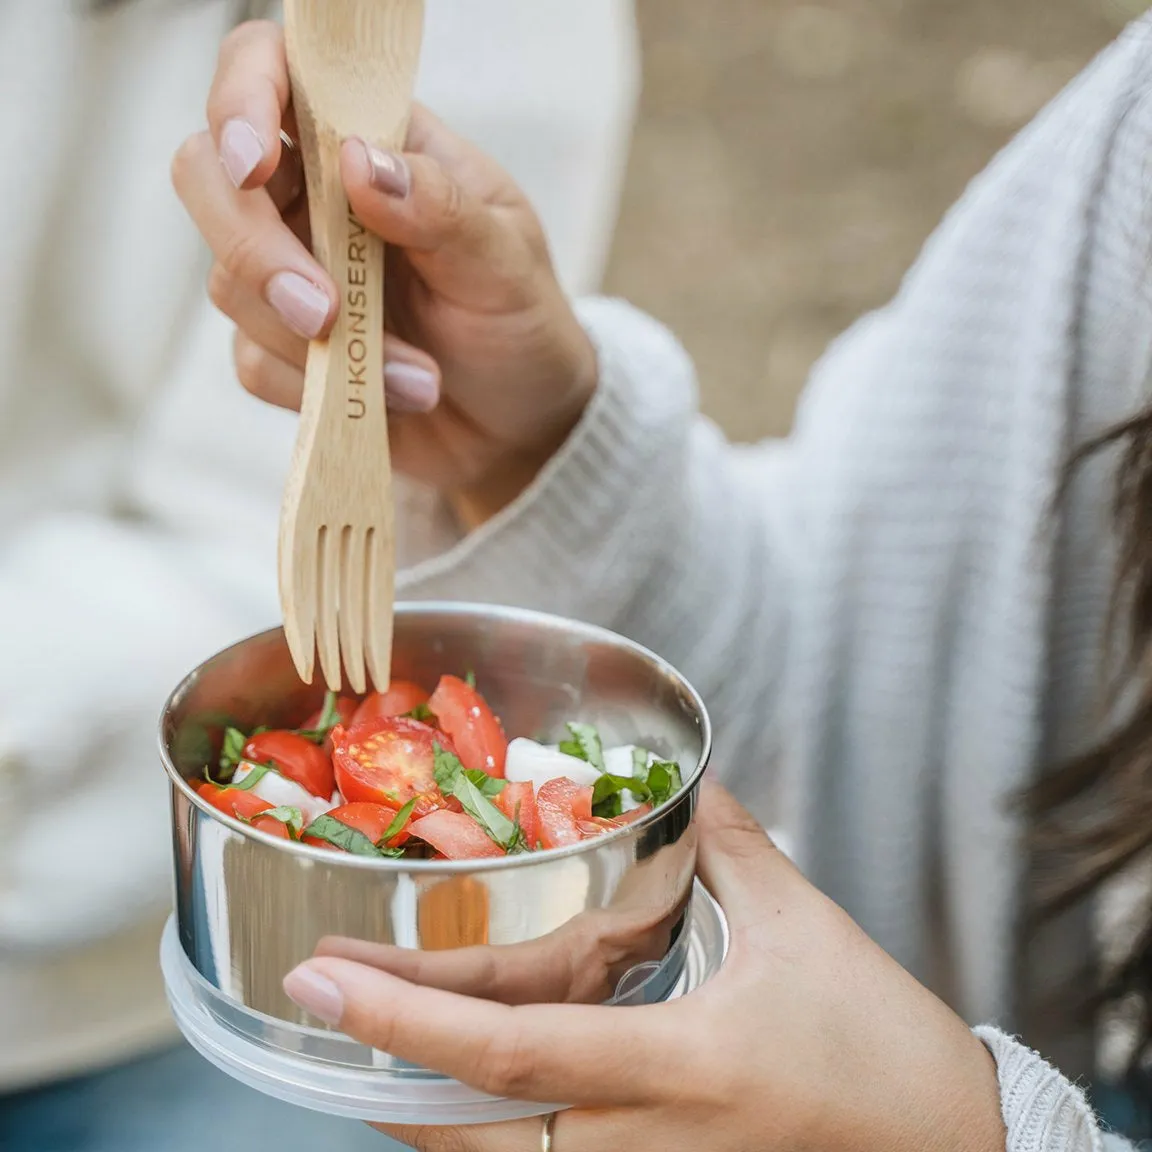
[{"xmin": 295, "ymin": 129, "xmax": 388, "ymax": 438}]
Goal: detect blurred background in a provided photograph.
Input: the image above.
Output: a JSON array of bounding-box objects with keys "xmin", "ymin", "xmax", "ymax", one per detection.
[{"xmin": 605, "ymin": 0, "xmax": 1145, "ymax": 438}]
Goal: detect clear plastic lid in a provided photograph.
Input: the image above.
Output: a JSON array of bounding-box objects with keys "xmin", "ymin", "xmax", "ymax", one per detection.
[{"xmin": 160, "ymin": 882, "xmax": 728, "ymax": 1126}]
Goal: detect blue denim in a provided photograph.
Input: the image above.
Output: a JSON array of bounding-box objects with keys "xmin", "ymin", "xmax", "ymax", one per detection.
[
  {"xmin": 1092, "ymin": 1077, "xmax": 1152, "ymax": 1145},
  {"xmin": 0, "ymin": 1044, "xmax": 407, "ymax": 1152}
]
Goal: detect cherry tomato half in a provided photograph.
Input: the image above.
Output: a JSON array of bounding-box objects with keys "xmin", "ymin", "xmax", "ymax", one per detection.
[
  {"xmin": 243, "ymin": 730, "xmax": 335, "ymax": 799},
  {"xmin": 427, "ymin": 675, "xmax": 507, "ymax": 777},
  {"xmin": 332, "ymin": 718, "xmax": 451, "ymax": 815}
]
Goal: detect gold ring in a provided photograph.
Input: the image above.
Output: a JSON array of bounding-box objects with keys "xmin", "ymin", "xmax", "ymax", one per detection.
[{"xmin": 541, "ymin": 1111, "xmax": 557, "ymax": 1152}]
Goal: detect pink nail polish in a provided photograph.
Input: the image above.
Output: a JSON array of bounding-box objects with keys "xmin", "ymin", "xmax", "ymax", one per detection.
[
  {"xmin": 384, "ymin": 362, "xmax": 439, "ymax": 413},
  {"xmin": 220, "ymin": 119, "xmax": 265, "ymax": 189},
  {"xmin": 359, "ymin": 140, "xmax": 411, "ymax": 199},
  {"xmin": 266, "ymin": 272, "xmax": 330, "ymax": 339},
  {"xmin": 283, "ymin": 966, "xmax": 344, "ymax": 1025}
]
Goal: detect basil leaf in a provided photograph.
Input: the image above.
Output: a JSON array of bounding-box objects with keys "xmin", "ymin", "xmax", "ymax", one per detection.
[
  {"xmin": 558, "ymin": 723, "xmax": 605, "ymax": 772},
  {"xmin": 405, "ymin": 702, "xmax": 437, "ymax": 724},
  {"xmin": 464, "ymin": 768, "xmax": 506, "ymax": 797},
  {"xmin": 296, "ymin": 691, "xmax": 342, "ymax": 744},
  {"xmin": 377, "ymin": 798, "xmax": 419, "ymax": 847},
  {"xmin": 303, "ymin": 814, "xmax": 383, "ymax": 857},
  {"xmin": 226, "ymin": 762, "xmax": 276, "ymax": 792},
  {"xmin": 631, "ymin": 747, "xmax": 651, "ymax": 778},
  {"xmin": 506, "ymin": 815, "xmax": 530, "ymax": 855},
  {"xmin": 259, "ymin": 806, "xmax": 305, "ymax": 838},
  {"xmin": 464, "ymin": 669, "xmax": 477, "ymax": 689},
  {"xmin": 591, "ymin": 773, "xmax": 649, "ymax": 818},
  {"xmin": 218, "ymin": 727, "xmax": 249, "ymax": 775},
  {"xmin": 432, "ymin": 743, "xmax": 463, "ymax": 794},
  {"xmin": 433, "ymin": 744, "xmax": 519, "ymax": 849},
  {"xmin": 645, "ymin": 761, "xmax": 683, "ymax": 808}
]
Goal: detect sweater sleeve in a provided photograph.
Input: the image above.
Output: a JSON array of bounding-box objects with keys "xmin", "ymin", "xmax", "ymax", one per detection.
[
  {"xmin": 975, "ymin": 1028, "xmax": 1133, "ymax": 1152},
  {"xmin": 398, "ymin": 297, "xmax": 797, "ymax": 826}
]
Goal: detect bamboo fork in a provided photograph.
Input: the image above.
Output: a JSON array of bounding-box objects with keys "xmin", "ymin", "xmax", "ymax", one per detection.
[{"xmin": 280, "ymin": 0, "xmax": 425, "ymax": 693}]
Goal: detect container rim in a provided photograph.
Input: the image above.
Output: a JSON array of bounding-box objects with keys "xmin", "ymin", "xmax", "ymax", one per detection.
[{"xmin": 159, "ymin": 601, "xmax": 712, "ymax": 875}]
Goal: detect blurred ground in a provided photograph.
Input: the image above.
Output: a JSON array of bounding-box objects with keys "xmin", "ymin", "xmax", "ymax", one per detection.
[{"xmin": 604, "ymin": 0, "xmax": 1148, "ymax": 438}]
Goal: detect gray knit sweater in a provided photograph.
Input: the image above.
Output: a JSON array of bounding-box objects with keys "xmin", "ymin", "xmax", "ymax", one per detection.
[{"xmin": 395, "ymin": 16, "xmax": 1152, "ymax": 1152}]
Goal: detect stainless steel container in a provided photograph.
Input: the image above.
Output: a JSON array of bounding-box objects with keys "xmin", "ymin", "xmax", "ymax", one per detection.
[{"xmin": 161, "ymin": 603, "xmax": 712, "ymax": 1034}]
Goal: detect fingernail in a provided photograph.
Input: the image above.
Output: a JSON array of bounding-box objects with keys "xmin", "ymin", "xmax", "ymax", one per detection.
[
  {"xmin": 267, "ymin": 272, "xmax": 330, "ymax": 339},
  {"xmin": 359, "ymin": 139, "xmax": 411, "ymax": 199},
  {"xmin": 384, "ymin": 362, "xmax": 439, "ymax": 413},
  {"xmin": 220, "ymin": 118, "xmax": 265, "ymax": 188},
  {"xmin": 284, "ymin": 965, "xmax": 344, "ymax": 1025}
]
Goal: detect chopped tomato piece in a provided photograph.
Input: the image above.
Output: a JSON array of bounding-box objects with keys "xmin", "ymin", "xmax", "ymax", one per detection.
[
  {"xmin": 243, "ymin": 730, "xmax": 334, "ymax": 798},
  {"xmin": 332, "ymin": 718, "xmax": 450, "ymax": 816},
  {"xmin": 494, "ymin": 780, "xmax": 541, "ymax": 850},
  {"xmin": 427, "ymin": 676, "xmax": 507, "ymax": 778},
  {"xmin": 408, "ymin": 810, "xmax": 506, "ymax": 860},
  {"xmin": 352, "ymin": 682, "xmax": 430, "ymax": 727},
  {"xmin": 251, "ymin": 814, "xmax": 294, "ymax": 840},
  {"xmin": 198, "ymin": 783, "xmax": 274, "ymax": 822},
  {"xmin": 536, "ymin": 778, "xmax": 594, "ymax": 849},
  {"xmin": 302, "ymin": 801, "xmax": 410, "ymax": 850},
  {"xmin": 578, "ymin": 805, "xmax": 652, "ymax": 839},
  {"xmin": 198, "ymin": 784, "xmax": 294, "ymax": 839}
]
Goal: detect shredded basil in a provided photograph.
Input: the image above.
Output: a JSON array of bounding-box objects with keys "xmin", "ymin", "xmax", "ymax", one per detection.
[
  {"xmin": 404, "ymin": 702, "xmax": 437, "ymax": 724},
  {"xmin": 557, "ymin": 722, "xmax": 605, "ymax": 772},
  {"xmin": 631, "ymin": 746, "xmax": 651, "ymax": 778},
  {"xmin": 303, "ymin": 814, "xmax": 383, "ymax": 857},
  {"xmin": 646, "ymin": 761, "xmax": 683, "ymax": 808},
  {"xmin": 464, "ymin": 669, "xmax": 477, "ymax": 689},
  {"xmin": 296, "ymin": 691, "xmax": 342, "ymax": 744},
  {"xmin": 224, "ymin": 762, "xmax": 278, "ymax": 792},
  {"xmin": 218, "ymin": 727, "xmax": 249, "ymax": 775},
  {"xmin": 589, "ymin": 755, "xmax": 684, "ymax": 818},
  {"xmin": 377, "ymin": 798, "xmax": 419, "ymax": 847},
  {"xmin": 591, "ymin": 773, "xmax": 648, "ymax": 818},
  {"xmin": 433, "ymin": 744, "xmax": 519, "ymax": 850}
]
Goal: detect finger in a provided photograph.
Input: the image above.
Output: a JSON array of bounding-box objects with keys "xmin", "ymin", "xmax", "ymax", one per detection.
[
  {"xmin": 233, "ymin": 330, "xmax": 441, "ymax": 415},
  {"xmin": 282, "ymin": 959, "xmax": 665, "ymax": 1107},
  {"xmin": 315, "ymin": 892, "xmax": 676, "ymax": 1007},
  {"xmin": 694, "ymin": 780, "xmax": 803, "ymax": 933},
  {"xmin": 234, "ymin": 332, "xmax": 304, "ymax": 410},
  {"xmin": 340, "ymin": 139, "xmax": 536, "ymax": 310},
  {"xmin": 173, "ymin": 131, "xmax": 336, "ymax": 339},
  {"xmin": 210, "ymin": 266, "xmax": 308, "ymax": 368},
  {"xmin": 208, "ymin": 20, "xmax": 290, "ymax": 189}
]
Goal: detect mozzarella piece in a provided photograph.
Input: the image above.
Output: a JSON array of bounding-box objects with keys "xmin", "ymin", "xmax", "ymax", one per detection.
[
  {"xmin": 504, "ymin": 738, "xmax": 601, "ymax": 790},
  {"xmin": 232, "ymin": 761, "xmax": 338, "ymax": 823},
  {"xmin": 504, "ymin": 739, "xmax": 661, "ymax": 813}
]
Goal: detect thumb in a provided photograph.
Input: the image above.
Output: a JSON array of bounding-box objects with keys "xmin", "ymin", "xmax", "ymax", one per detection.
[
  {"xmin": 339, "ymin": 138, "xmax": 540, "ymax": 310},
  {"xmin": 695, "ymin": 781, "xmax": 803, "ymax": 932}
]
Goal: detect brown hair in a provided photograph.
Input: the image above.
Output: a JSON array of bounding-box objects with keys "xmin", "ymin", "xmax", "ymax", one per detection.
[{"xmin": 1026, "ymin": 412, "xmax": 1152, "ymax": 1071}]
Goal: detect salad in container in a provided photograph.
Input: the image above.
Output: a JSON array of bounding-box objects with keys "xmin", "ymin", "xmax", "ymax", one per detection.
[{"xmin": 160, "ymin": 603, "xmax": 724, "ymax": 1125}]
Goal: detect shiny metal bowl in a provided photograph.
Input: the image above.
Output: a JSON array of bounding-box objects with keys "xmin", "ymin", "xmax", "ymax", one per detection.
[{"xmin": 161, "ymin": 603, "xmax": 711, "ymax": 1029}]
